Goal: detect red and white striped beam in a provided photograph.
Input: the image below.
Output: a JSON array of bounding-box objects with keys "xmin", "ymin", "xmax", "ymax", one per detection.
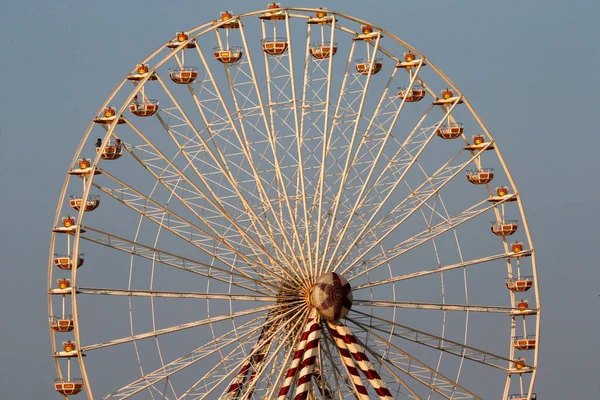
[
  {"xmin": 226, "ymin": 322, "xmax": 275, "ymax": 398},
  {"xmin": 328, "ymin": 320, "xmax": 394, "ymax": 399},
  {"xmin": 277, "ymin": 316, "xmax": 318, "ymax": 400},
  {"xmin": 326, "ymin": 321, "xmax": 370, "ymax": 400},
  {"xmin": 294, "ymin": 317, "xmax": 322, "ymax": 400}
]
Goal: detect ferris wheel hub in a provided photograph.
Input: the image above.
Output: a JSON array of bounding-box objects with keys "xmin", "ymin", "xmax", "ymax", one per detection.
[{"xmin": 310, "ymin": 272, "xmax": 353, "ymax": 321}]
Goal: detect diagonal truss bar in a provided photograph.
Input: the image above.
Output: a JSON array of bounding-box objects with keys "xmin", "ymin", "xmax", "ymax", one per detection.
[
  {"xmin": 319, "ymin": 329, "xmax": 357, "ymax": 400},
  {"xmin": 81, "ymin": 304, "xmax": 278, "ymax": 352},
  {"xmin": 125, "ymin": 110, "xmax": 287, "ymax": 279},
  {"xmin": 226, "ymin": 319, "xmax": 277, "ymax": 398},
  {"xmin": 317, "ymin": 33, "xmax": 383, "ymax": 278},
  {"xmin": 175, "ymin": 45, "xmax": 306, "ymax": 283},
  {"xmin": 354, "ymin": 250, "xmax": 531, "ymax": 290},
  {"xmin": 224, "ymin": 22, "xmax": 306, "ymax": 277},
  {"xmin": 313, "ymin": 39, "xmax": 357, "ymax": 277},
  {"xmin": 79, "ymin": 225, "xmax": 276, "ymax": 295},
  {"xmin": 350, "ymin": 318, "xmax": 482, "ymax": 399},
  {"xmin": 76, "ymin": 287, "xmax": 278, "ymax": 302},
  {"xmin": 297, "ymin": 16, "xmax": 338, "ymax": 274},
  {"xmin": 345, "ymin": 193, "xmax": 504, "ymax": 281},
  {"xmin": 328, "ymin": 321, "xmax": 394, "ymax": 400},
  {"xmin": 122, "ymin": 122, "xmax": 304, "ymax": 288},
  {"xmin": 349, "ymin": 311, "xmax": 525, "ymax": 370},
  {"xmin": 103, "ymin": 314, "xmax": 268, "ymax": 399},
  {"xmin": 182, "ymin": 307, "xmax": 308, "ymax": 399},
  {"xmin": 149, "ymin": 75, "xmax": 305, "ymax": 286},
  {"xmin": 91, "ymin": 170, "xmax": 282, "ymax": 288},
  {"xmin": 259, "ymin": 12, "xmax": 312, "ymax": 280},
  {"xmin": 326, "ymin": 320, "xmax": 370, "ymax": 400},
  {"xmin": 294, "ymin": 316, "xmax": 321, "ymax": 400},
  {"xmin": 322, "ymin": 60, "xmax": 425, "ymax": 274},
  {"xmin": 276, "ymin": 315, "xmax": 318, "ymax": 400},
  {"xmin": 329, "ymin": 99, "xmax": 467, "ymax": 275},
  {"xmin": 353, "ymin": 300, "xmax": 517, "ymax": 313}
]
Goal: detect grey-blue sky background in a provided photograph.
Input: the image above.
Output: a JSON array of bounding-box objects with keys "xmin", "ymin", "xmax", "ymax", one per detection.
[{"xmin": 1, "ymin": 0, "xmax": 599, "ymax": 398}]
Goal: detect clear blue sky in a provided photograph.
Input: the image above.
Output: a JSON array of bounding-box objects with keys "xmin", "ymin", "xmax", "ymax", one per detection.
[{"xmin": 1, "ymin": 0, "xmax": 599, "ymax": 398}]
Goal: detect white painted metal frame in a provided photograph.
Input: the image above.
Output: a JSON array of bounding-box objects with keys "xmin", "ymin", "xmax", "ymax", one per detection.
[{"xmin": 48, "ymin": 6, "xmax": 539, "ymax": 400}]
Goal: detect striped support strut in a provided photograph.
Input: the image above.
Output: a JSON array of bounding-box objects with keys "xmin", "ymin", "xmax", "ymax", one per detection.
[
  {"xmin": 326, "ymin": 321, "xmax": 370, "ymax": 400},
  {"xmin": 294, "ymin": 318, "xmax": 321, "ymax": 400},
  {"xmin": 312, "ymin": 369, "xmax": 334, "ymax": 399},
  {"xmin": 333, "ymin": 322, "xmax": 394, "ymax": 400},
  {"xmin": 242, "ymin": 335, "xmax": 273, "ymax": 399},
  {"xmin": 226, "ymin": 322, "xmax": 275, "ymax": 398},
  {"xmin": 277, "ymin": 317, "xmax": 317, "ymax": 400}
]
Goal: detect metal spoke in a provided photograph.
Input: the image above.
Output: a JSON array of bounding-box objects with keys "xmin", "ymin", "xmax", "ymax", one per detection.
[
  {"xmin": 90, "ymin": 173, "xmax": 281, "ymax": 289},
  {"xmin": 81, "ymin": 304, "xmax": 278, "ymax": 352},
  {"xmin": 48, "ymin": 8, "xmax": 538, "ymax": 400},
  {"xmin": 353, "ymin": 300, "xmax": 518, "ymax": 313},
  {"xmin": 181, "ymin": 307, "xmax": 308, "ymax": 399},
  {"xmin": 79, "ymin": 226, "xmax": 276, "ymax": 295},
  {"xmin": 345, "ymin": 196, "xmax": 504, "ymax": 281},
  {"xmin": 350, "ymin": 318, "xmax": 482, "ymax": 399},
  {"xmin": 354, "ymin": 251, "xmax": 531, "ymax": 290},
  {"xmin": 349, "ymin": 311, "xmax": 523, "ymax": 370},
  {"xmin": 104, "ymin": 314, "xmax": 269, "ymax": 399},
  {"xmin": 76, "ymin": 287, "xmax": 278, "ymax": 302},
  {"xmin": 123, "ymin": 118, "xmax": 304, "ymax": 287}
]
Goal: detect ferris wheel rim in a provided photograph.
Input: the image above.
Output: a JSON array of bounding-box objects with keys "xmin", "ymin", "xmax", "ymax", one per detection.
[{"xmin": 49, "ymin": 6, "xmax": 540, "ymax": 400}]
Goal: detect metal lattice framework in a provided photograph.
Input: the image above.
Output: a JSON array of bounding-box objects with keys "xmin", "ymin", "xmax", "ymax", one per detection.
[{"xmin": 48, "ymin": 6, "xmax": 540, "ymax": 400}]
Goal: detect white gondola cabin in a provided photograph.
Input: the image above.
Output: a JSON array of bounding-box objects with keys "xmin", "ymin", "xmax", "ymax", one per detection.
[
  {"xmin": 93, "ymin": 107, "xmax": 125, "ymax": 124},
  {"xmin": 398, "ymin": 86, "xmax": 426, "ymax": 102},
  {"xmin": 166, "ymin": 32, "xmax": 196, "ymax": 49},
  {"xmin": 96, "ymin": 140, "xmax": 124, "ymax": 160},
  {"xmin": 127, "ymin": 64, "xmax": 157, "ymax": 81},
  {"xmin": 69, "ymin": 195, "xmax": 100, "ymax": 212},
  {"xmin": 129, "ymin": 99, "xmax": 159, "ymax": 117},
  {"xmin": 55, "ymin": 378, "xmax": 83, "ymax": 396},
  {"xmin": 53, "ymin": 254, "xmax": 84, "ymax": 270},
  {"xmin": 262, "ymin": 37, "xmax": 289, "ymax": 55},
  {"xmin": 491, "ymin": 220, "xmax": 518, "ymax": 236},
  {"xmin": 310, "ymin": 42, "xmax": 337, "ymax": 59},
  {"xmin": 169, "ymin": 67, "xmax": 198, "ymax": 84},
  {"xmin": 213, "ymin": 46, "xmax": 243, "ymax": 63},
  {"xmin": 355, "ymin": 58, "xmax": 383, "ymax": 75},
  {"xmin": 505, "ymin": 276, "xmax": 533, "ymax": 292},
  {"xmin": 513, "ymin": 335, "xmax": 537, "ymax": 351},
  {"xmin": 436, "ymin": 122, "xmax": 463, "ymax": 139},
  {"xmin": 466, "ymin": 168, "xmax": 494, "ymax": 184},
  {"xmin": 50, "ymin": 316, "xmax": 74, "ymax": 332}
]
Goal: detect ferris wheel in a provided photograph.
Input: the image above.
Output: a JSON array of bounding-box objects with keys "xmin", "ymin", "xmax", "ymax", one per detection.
[{"xmin": 48, "ymin": 5, "xmax": 540, "ymax": 400}]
